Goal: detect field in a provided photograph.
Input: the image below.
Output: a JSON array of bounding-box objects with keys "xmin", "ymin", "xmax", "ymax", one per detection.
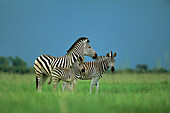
[{"xmin": 0, "ymin": 73, "xmax": 170, "ymax": 113}]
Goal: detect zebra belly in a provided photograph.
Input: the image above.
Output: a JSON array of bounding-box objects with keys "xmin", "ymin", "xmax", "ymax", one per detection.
[
  {"xmin": 79, "ymin": 73, "xmax": 92, "ymax": 80},
  {"xmin": 61, "ymin": 74, "xmax": 75, "ymax": 82}
]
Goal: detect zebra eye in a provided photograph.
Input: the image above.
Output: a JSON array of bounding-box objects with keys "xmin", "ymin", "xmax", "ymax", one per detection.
[{"xmin": 88, "ymin": 46, "xmax": 91, "ymax": 49}]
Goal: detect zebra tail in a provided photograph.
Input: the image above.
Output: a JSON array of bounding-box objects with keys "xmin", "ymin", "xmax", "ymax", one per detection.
[
  {"xmin": 48, "ymin": 76, "xmax": 52, "ymax": 85},
  {"xmin": 36, "ymin": 76, "xmax": 38, "ymax": 90}
]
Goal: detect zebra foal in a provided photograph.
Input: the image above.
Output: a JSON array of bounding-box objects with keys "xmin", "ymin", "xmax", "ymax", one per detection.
[
  {"xmin": 63, "ymin": 51, "xmax": 117, "ymax": 93},
  {"xmin": 34, "ymin": 37, "xmax": 97, "ymax": 92},
  {"xmin": 51, "ymin": 57, "xmax": 84, "ymax": 91}
]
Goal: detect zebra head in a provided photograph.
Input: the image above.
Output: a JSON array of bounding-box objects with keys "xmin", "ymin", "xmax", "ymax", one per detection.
[
  {"xmin": 106, "ymin": 51, "xmax": 117, "ymax": 72},
  {"xmin": 71, "ymin": 57, "xmax": 84, "ymax": 72},
  {"xmin": 83, "ymin": 42, "xmax": 98, "ymax": 59},
  {"xmin": 67, "ymin": 37, "xmax": 97, "ymax": 60}
]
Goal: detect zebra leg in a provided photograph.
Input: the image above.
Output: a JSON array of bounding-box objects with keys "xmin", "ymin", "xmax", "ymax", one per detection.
[
  {"xmin": 36, "ymin": 76, "xmax": 38, "ymax": 90},
  {"xmin": 38, "ymin": 83, "xmax": 42, "ymax": 92},
  {"xmin": 63, "ymin": 82, "xmax": 73, "ymax": 91},
  {"xmin": 65, "ymin": 82, "xmax": 71, "ymax": 91},
  {"xmin": 90, "ymin": 78, "xmax": 95, "ymax": 93},
  {"xmin": 69, "ymin": 82, "xmax": 73, "ymax": 91},
  {"xmin": 42, "ymin": 75, "xmax": 48, "ymax": 86},
  {"xmin": 39, "ymin": 74, "xmax": 48, "ymax": 92},
  {"xmin": 67, "ymin": 82, "xmax": 71, "ymax": 91},
  {"xmin": 37, "ymin": 75, "xmax": 43, "ymax": 92},
  {"xmin": 35, "ymin": 70, "xmax": 42, "ymax": 91},
  {"xmin": 35, "ymin": 73, "xmax": 43, "ymax": 92},
  {"xmin": 62, "ymin": 82, "xmax": 70, "ymax": 91},
  {"xmin": 36, "ymin": 76, "xmax": 41, "ymax": 92},
  {"xmin": 96, "ymin": 80, "xmax": 100, "ymax": 93},
  {"xmin": 62, "ymin": 82, "xmax": 67, "ymax": 91},
  {"xmin": 72, "ymin": 80, "xmax": 77, "ymax": 91},
  {"xmin": 48, "ymin": 76, "xmax": 52, "ymax": 84},
  {"xmin": 53, "ymin": 77, "xmax": 60, "ymax": 91},
  {"xmin": 37, "ymin": 73, "xmax": 48, "ymax": 92}
]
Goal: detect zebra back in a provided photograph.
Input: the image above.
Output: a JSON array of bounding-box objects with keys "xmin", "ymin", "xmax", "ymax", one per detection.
[{"xmin": 96, "ymin": 56, "xmax": 108, "ymax": 61}]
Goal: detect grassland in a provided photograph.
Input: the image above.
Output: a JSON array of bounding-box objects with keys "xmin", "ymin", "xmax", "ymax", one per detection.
[{"xmin": 0, "ymin": 72, "xmax": 169, "ymax": 113}]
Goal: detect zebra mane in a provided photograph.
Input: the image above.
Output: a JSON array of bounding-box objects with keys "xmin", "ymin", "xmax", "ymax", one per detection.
[
  {"xmin": 67, "ymin": 37, "xmax": 90, "ymax": 53},
  {"xmin": 96, "ymin": 56, "xmax": 108, "ymax": 61}
]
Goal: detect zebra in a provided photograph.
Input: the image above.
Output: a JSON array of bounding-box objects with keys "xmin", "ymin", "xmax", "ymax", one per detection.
[
  {"xmin": 51, "ymin": 57, "xmax": 84, "ymax": 91},
  {"xmin": 34, "ymin": 37, "xmax": 97, "ymax": 91},
  {"xmin": 62, "ymin": 51, "xmax": 117, "ymax": 93}
]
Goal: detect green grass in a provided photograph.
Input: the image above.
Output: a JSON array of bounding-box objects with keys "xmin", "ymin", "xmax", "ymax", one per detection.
[{"xmin": 0, "ymin": 73, "xmax": 170, "ymax": 113}]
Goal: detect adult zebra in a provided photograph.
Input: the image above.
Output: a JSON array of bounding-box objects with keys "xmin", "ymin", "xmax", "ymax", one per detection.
[
  {"xmin": 62, "ymin": 51, "xmax": 117, "ymax": 93},
  {"xmin": 34, "ymin": 37, "xmax": 97, "ymax": 91}
]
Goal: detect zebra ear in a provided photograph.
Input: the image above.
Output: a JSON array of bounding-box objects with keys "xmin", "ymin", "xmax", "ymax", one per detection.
[
  {"xmin": 113, "ymin": 52, "xmax": 117, "ymax": 57},
  {"xmin": 111, "ymin": 51, "xmax": 113, "ymax": 58},
  {"xmin": 106, "ymin": 53, "xmax": 110, "ymax": 57},
  {"xmin": 84, "ymin": 39, "xmax": 90, "ymax": 43}
]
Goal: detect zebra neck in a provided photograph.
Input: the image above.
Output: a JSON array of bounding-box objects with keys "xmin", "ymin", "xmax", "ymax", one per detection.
[
  {"xmin": 66, "ymin": 42, "xmax": 84, "ymax": 57},
  {"xmin": 75, "ymin": 68, "xmax": 80, "ymax": 76},
  {"xmin": 71, "ymin": 68, "xmax": 80, "ymax": 80},
  {"xmin": 67, "ymin": 52, "xmax": 82, "ymax": 66},
  {"xmin": 100, "ymin": 60, "xmax": 109, "ymax": 73},
  {"xmin": 74, "ymin": 72, "xmax": 80, "ymax": 80}
]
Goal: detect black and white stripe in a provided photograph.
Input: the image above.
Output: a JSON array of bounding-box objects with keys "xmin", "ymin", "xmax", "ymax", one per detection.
[
  {"xmin": 79, "ymin": 59, "xmax": 109, "ymax": 80},
  {"xmin": 34, "ymin": 37, "xmax": 97, "ymax": 91},
  {"xmin": 63, "ymin": 51, "xmax": 117, "ymax": 93},
  {"xmin": 51, "ymin": 57, "xmax": 83, "ymax": 91}
]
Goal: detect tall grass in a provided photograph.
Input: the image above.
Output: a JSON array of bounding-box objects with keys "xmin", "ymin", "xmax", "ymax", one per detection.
[{"xmin": 0, "ymin": 73, "xmax": 169, "ymax": 113}]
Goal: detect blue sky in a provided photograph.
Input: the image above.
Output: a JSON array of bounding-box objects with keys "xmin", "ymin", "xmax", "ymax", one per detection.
[{"xmin": 0, "ymin": 0, "xmax": 170, "ymax": 70}]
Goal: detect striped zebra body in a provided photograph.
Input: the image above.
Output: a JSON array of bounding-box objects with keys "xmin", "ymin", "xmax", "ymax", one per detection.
[
  {"xmin": 34, "ymin": 37, "xmax": 97, "ymax": 92},
  {"xmin": 63, "ymin": 51, "xmax": 117, "ymax": 93},
  {"xmin": 34, "ymin": 53, "xmax": 78, "ymax": 77},
  {"xmin": 79, "ymin": 60, "xmax": 109, "ymax": 80},
  {"xmin": 51, "ymin": 57, "xmax": 84, "ymax": 91}
]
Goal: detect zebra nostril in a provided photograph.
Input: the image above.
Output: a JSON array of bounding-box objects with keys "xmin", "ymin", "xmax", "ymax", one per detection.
[{"xmin": 111, "ymin": 66, "xmax": 115, "ymax": 72}]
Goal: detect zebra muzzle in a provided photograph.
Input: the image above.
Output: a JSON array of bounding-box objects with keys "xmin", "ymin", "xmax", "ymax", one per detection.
[
  {"xmin": 111, "ymin": 66, "xmax": 115, "ymax": 72},
  {"xmin": 92, "ymin": 52, "xmax": 97, "ymax": 59}
]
